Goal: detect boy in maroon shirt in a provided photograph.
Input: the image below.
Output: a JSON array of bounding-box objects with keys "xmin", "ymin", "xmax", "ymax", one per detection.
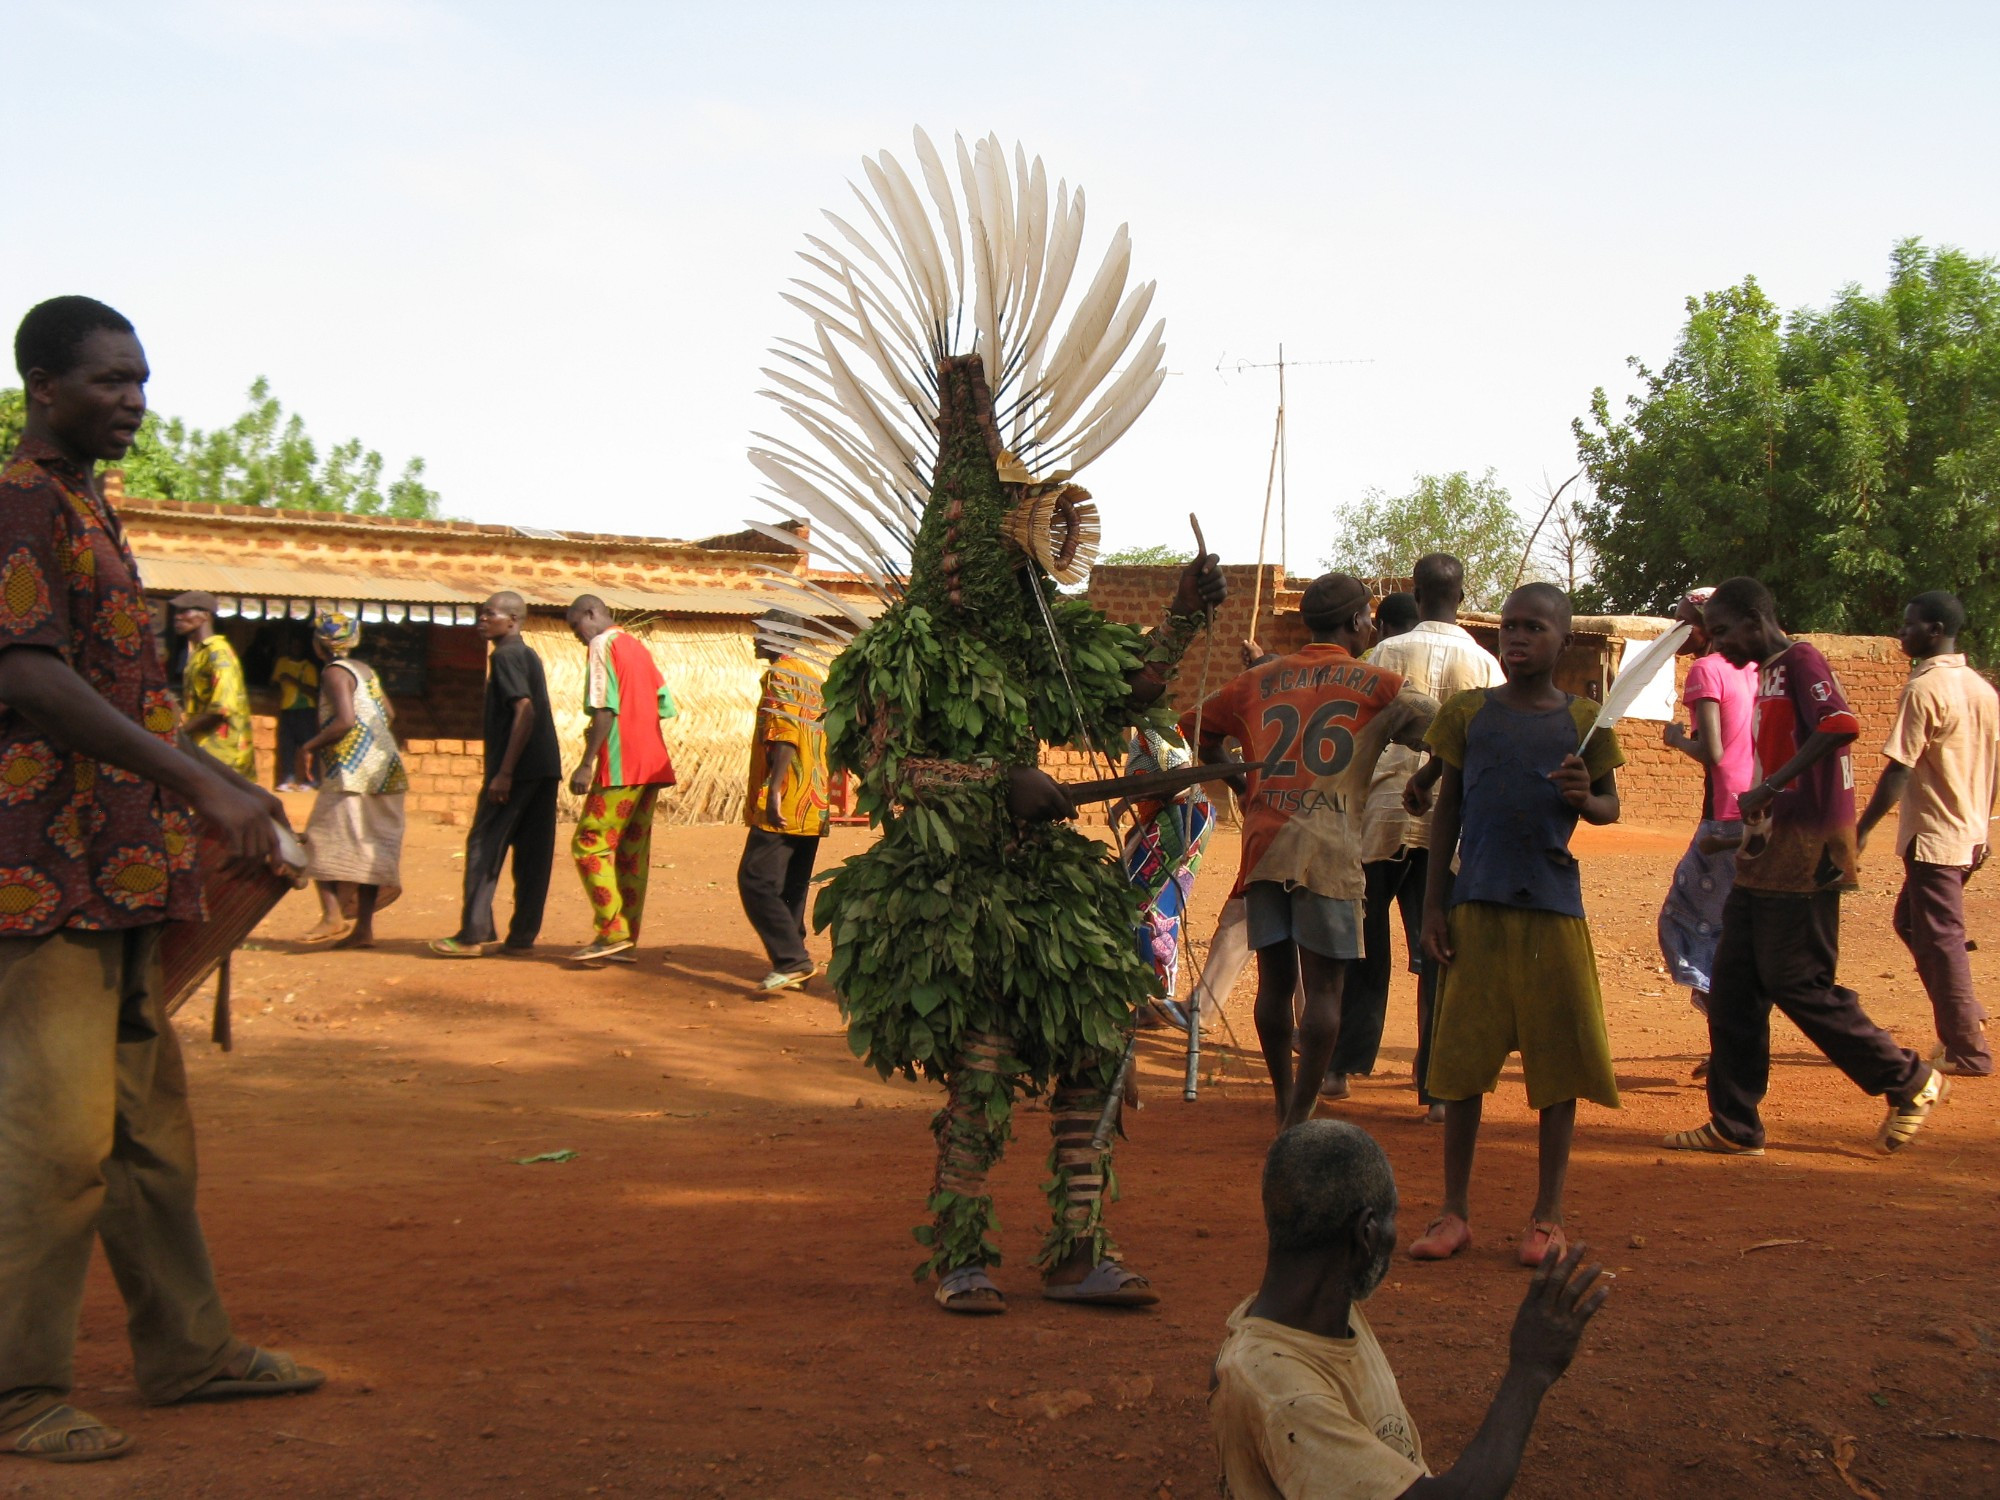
[{"xmin": 1664, "ymin": 576, "xmax": 1945, "ymax": 1157}]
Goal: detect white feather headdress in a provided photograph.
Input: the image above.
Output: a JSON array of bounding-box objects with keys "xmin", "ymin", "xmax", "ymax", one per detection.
[{"xmin": 745, "ymin": 129, "xmax": 1168, "ymax": 665}]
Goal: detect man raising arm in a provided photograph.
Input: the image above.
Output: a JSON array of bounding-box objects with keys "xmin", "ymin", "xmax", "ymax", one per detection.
[{"xmin": 1210, "ymin": 1120, "xmax": 1608, "ymax": 1499}]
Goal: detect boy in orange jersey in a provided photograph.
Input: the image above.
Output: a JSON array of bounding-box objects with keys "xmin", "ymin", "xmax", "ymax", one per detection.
[{"xmin": 1186, "ymin": 574, "xmax": 1438, "ymax": 1128}]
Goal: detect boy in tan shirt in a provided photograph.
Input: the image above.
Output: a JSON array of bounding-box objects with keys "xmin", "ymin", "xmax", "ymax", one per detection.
[{"xmin": 1859, "ymin": 590, "xmax": 1999, "ymax": 1075}]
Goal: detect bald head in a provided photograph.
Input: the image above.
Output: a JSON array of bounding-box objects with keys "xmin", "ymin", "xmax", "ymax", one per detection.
[
  {"xmin": 1412, "ymin": 553, "xmax": 1465, "ymax": 621},
  {"xmin": 566, "ymin": 593, "xmax": 612, "ymax": 644}
]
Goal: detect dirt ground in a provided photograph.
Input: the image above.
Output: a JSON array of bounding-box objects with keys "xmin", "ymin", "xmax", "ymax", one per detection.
[{"xmin": 25, "ymin": 806, "xmax": 2000, "ymax": 1500}]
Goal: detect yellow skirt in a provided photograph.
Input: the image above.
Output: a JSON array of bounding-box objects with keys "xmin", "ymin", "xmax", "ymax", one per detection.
[{"xmin": 1426, "ymin": 902, "xmax": 1619, "ymax": 1110}]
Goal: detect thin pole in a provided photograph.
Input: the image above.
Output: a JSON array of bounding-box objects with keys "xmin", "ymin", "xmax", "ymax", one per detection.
[
  {"xmin": 1248, "ymin": 396, "xmax": 1283, "ymax": 645},
  {"xmin": 1277, "ymin": 344, "xmax": 1289, "ymax": 580}
]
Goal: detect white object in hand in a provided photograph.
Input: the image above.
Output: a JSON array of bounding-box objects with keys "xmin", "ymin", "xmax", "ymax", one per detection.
[{"xmin": 1580, "ymin": 623, "xmax": 1693, "ymax": 751}]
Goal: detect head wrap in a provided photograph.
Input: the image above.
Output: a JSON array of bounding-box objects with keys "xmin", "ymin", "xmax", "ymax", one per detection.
[
  {"xmin": 1683, "ymin": 586, "xmax": 1716, "ymax": 609},
  {"xmin": 1299, "ymin": 573, "xmax": 1373, "ymax": 631},
  {"xmin": 314, "ymin": 609, "xmax": 361, "ymax": 656}
]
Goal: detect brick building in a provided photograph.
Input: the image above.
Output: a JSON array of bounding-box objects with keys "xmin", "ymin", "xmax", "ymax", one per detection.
[{"xmin": 113, "ymin": 477, "xmax": 872, "ymax": 825}]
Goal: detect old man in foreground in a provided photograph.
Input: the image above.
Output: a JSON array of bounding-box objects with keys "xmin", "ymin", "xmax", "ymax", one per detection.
[{"xmin": 1209, "ymin": 1121, "xmax": 1608, "ymax": 1499}]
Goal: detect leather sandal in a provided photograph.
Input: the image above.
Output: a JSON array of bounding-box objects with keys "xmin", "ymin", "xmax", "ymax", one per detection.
[
  {"xmin": 176, "ymin": 1346, "xmax": 326, "ymax": 1403},
  {"xmin": 4, "ymin": 1404, "xmax": 134, "ymax": 1463}
]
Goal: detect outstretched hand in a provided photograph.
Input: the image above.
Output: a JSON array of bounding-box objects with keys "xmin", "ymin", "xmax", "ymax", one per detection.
[
  {"xmin": 1171, "ymin": 553, "xmax": 1226, "ymax": 617},
  {"xmin": 1006, "ymin": 766, "xmax": 1076, "ymax": 824},
  {"xmin": 1509, "ymin": 1241, "xmax": 1611, "ymax": 1386}
]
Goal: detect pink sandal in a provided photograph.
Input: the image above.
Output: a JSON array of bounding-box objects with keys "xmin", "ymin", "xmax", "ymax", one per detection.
[
  {"xmin": 1408, "ymin": 1213, "xmax": 1471, "ymax": 1261},
  {"xmin": 1518, "ymin": 1219, "xmax": 1567, "ymax": 1268}
]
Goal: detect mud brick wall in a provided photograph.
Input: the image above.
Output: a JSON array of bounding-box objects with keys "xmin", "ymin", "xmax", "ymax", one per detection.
[{"xmin": 401, "ymin": 738, "xmax": 485, "ymax": 827}]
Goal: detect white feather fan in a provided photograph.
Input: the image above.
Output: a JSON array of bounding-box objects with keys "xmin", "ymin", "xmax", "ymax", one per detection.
[{"xmin": 742, "ymin": 130, "xmax": 1168, "ymax": 665}]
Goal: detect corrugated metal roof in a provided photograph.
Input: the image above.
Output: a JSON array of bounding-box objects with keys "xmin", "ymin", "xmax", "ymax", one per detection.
[
  {"xmin": 132, "ymin": 556, "xmax": 880, "ymax": 621},
  {"xmin": 136, "ymin": 556, "xmax": 491, "ymax": 605}
]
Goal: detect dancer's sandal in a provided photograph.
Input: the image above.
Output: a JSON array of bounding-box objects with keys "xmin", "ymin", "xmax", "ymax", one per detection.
[
  {"xmin": 4, "ymin": 1404, "xmax": 133, "ymax": 1464},
  {"xmin": 934, "ymin": 1266, "xmax": 1006, "ymax": 1315},
  {"xmin": 176, "ymin": 1346, "xmax": 327, "ymax": 1402},
  {"xmin": 1518, "ymin": 1219, "xmax": 1567, "ymax": 1268},
  {"xmin": 1661, "ymin": 1122, "xmax": 1764, "ymax": 1156},
  {"xmin": 1408, "ymin": 1213, "xmax": 1471, "ymax": 1260},
  {"xmin": 297, "ymin": 921, "xmax": 355, "ymax": 947},
  {"xmin": 1878, "ymin": 1070, "xmax": 1950, "ymax": 1154},
  {"xmin": 1041, "ymin": 1261, "xmax": 1158, "ymax": 1307},
  {"xmin": 428, "ymin": 937, "xmax": 497, "ymax": 958}
]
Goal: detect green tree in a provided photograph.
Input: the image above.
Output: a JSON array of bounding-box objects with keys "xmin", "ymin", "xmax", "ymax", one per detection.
[
  {"xmin": 1575, "ymin": 240, "xmax": 2000, "ymax": 651},
  {"xmin": 0, "ymin": 387, "xmax": 22, "ymax": 458},
  {"xmin": 0, "ymin": 377, "xmax": 441, "ymax": 518},
  {"xmin": 1097, "ymin": 542, "xmax": 1192, "ymax": 566},
  {"xmin": 1324, "ymin": 470, "xmax": 1526, "ymax": 610}
]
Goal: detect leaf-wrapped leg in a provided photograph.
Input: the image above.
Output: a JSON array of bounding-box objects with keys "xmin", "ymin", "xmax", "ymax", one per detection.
[
  {"xmin": 915, "ymin": 1031, "xmax": 1014, "ymax": 1279},
  {"xmin": 1037, "ymin": 1078, "xmax": 1122, "ymax": 1271}
]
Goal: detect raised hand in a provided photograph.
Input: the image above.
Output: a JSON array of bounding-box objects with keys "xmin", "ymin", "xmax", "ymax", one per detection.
[
  {"xmin": 1508, "ymin": 1241, "xmax": 1611, "ymax": 1386},
  {"xmin": 1172, "ymin": 553, "xmax": 1226, "ymax": 617}
]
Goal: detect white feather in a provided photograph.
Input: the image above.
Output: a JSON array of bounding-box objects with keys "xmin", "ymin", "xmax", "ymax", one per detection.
[
  {"xmin": 872, "ymin": 151, "xmax": 949, "ymax": 348},
  {"xmin": 1043, "ymin": 318, "xmax": 1164, "ymax": 452},
  {"xmin": 1041, "ymin": 279, "xmax": 1156, "ymax": 436},
  {"xmin": 1066, "ymin": 367, "xmax": 1168, "ymax": 474},
  {"xmin": 1037, "ymin": 223, "xmax": 1130, "ymax": 417},
  {"xmin": 1582, "ymin": 624, "xmax": 1693, "ymax": 748},
  {"xmin": 911, "ymin": 126, "xmax": 964, "ymax": 315},
  {"xmin": 1009, "ymin": 182, "xmax": 1084, "ymax": 412},
  {"xmin": 750, "ymin": 563, "xmax": 878, "ymax": 627}
]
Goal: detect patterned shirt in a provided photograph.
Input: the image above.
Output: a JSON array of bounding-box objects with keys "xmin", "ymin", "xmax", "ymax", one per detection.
[
  {"xmin": 183, "ymin": 632, "xmax": 256, "ymax": 775},
  {"xmin": 583, "ymin": 627, "xmax": 677, "ymax": 789},
  {"xmin": 1735, "ymin": 640, "xmax": 1861, "ymax": 894},
  {"xmin": 316, "ymin": 658, "xmax": 408, "ymax": 795},
  {"xmin": 745, "ymin": 656, "xmax": 829, "ymax": 837},
  {"xmin": 1186, "ymin": 643, "xmax": 1437, "ymax": 900},
  {"xmin": 0, "ymin": 438, "xmax": 203, "ymax": 934}
]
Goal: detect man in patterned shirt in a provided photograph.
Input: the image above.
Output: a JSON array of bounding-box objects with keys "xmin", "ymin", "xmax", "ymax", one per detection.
[
  {"xmin": 737, "ymin": 616, "xmax": 830, "ymax": 994},
  {"xmin": 171, "ymin": 589, "xmax": 255, "ymax": 775},
  {"xmin": 0, "ymin": 297, "xmax": 322, "ymax": 1464}
]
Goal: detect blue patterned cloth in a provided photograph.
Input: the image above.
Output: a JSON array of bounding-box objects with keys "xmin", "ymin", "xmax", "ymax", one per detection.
[
  {"xmin": 1657, "ymin": 819, "xmax": 1741, "ymax": 1000},
  {"xmin": 1120, "ymin": 730, "xmax": 1215, "ymax": 998}
]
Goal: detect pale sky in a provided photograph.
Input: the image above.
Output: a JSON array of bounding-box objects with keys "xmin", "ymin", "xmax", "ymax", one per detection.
[{"xmin": 10, "ymin": 1, "xmax": 1998, "ymax": 575}]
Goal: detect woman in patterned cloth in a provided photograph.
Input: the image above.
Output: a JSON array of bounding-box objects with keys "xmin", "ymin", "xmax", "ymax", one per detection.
[
  {"xmin": 295, "ymin": 610, "xmax": 407, "ymax": 948},
  {"xmin": 1120, "ymin": 727, "xmax": 1215, "ymax": 1027}
]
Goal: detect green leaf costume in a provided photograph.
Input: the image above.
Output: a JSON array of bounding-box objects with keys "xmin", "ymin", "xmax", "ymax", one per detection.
[{"xmin": 746, "ymin": 131, "xmax": 1215, "ymax": 1299}]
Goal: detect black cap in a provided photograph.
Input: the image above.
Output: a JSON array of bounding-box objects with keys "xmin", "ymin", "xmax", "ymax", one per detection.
[{"xmin": 1298, "ymin": 573, "xmax": 1371, "ymax": 629}]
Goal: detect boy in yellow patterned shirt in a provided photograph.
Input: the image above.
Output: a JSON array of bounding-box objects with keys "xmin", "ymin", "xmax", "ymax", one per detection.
[{"xmin": 738, "ymin": 620, "xmax": 830, "ymax": 993}]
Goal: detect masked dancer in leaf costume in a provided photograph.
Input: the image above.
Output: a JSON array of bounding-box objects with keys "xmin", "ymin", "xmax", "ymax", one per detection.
[{"xmin": 742, "ymin": 131, "xmax": 1224, "ymax": 1314}]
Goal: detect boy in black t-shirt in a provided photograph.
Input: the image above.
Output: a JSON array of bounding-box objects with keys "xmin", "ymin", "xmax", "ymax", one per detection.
[{"xmin": 431, "ymin": 591, "xmax": 563, "ymax": 957}]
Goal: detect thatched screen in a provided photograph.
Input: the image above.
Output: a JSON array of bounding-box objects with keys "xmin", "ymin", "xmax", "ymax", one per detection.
[{"xmin": 521, "ymin": 614, "xmax": 761, "ymax": 826}]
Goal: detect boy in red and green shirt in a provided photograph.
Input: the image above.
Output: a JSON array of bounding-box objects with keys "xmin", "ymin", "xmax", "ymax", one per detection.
[{"xmin": 565, "ymin": 595, "xmax": 677, "ymax": 962}]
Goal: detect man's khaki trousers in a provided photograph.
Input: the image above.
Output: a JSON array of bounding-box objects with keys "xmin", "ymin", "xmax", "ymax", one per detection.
[{"xmin": 0, "ymin": 927, "xmax": 239, "ymax": 1430}]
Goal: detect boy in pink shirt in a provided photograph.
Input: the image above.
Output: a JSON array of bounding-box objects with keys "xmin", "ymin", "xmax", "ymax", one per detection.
[{"xmin": 1658, "ymin": 590, "xmax": 1761, "ymax": 1050}]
